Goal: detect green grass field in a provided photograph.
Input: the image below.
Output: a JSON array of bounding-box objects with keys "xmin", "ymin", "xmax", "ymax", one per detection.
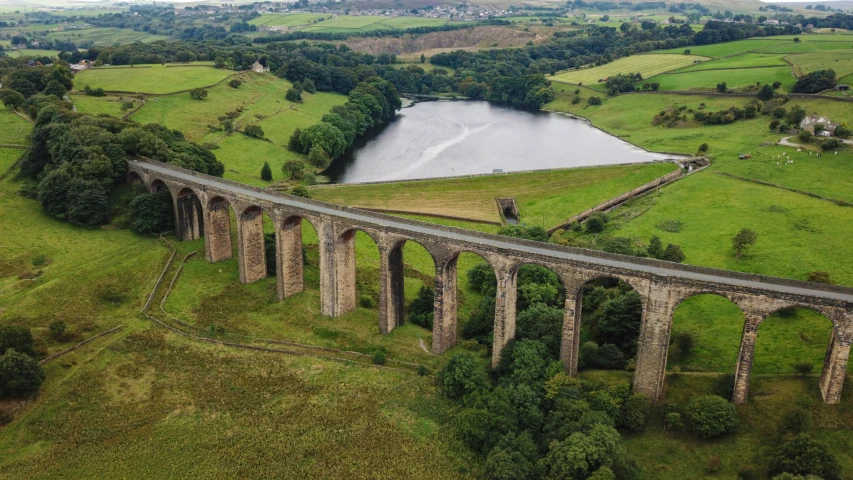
[
  {"xmin": 756, "ymin": 40, "xmax": 853, "ymax": 54},
  {"xmin": 70, "ymin": 95, "xmax": 140, "ymax": 117},
  {"xmin": 786, "ymin": 50, "xmax": 853, "ymax": 78},
  {"xmin": 0, "ymin": 105, "xmax": 31, "ymax": 145},
  {"xmin": 311, "ymin": 162, "xmax": 677, "ymax": 226},
  {"xmin": 549, "ymin": 54, "xmax": 706, "ymax": 85},
  {"xmin": 657, "ymin": 39, "xmax": 788, "ymax": 58},
  {"xmin": 74, "ymin": 65, "xmax": 232, "ymax": 94},
  {"xmin": 45, "ymin": 27, "xmax": 169, "ymax": 46},
  {"xmin": 674, "ymin": 53, "xmax": 788, "ymax": 72},
  {"xmin": 249, "ymin": 13, "xmax": 330, "ymax": 27},
  {"xmin": 300, "ymin": 15, "xmax": 451, "ymax": 33},
  {"xmin": 2, "ymin": 49, "xmax": 62, "ymax": 59},
  {"xmin": 648, "ymin": 66, "xmax": 796, "ymax": 91}
]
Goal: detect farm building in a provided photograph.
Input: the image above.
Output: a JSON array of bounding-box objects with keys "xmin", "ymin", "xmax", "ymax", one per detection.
[{"xmin": 800, "ymin": 115, "xmax": 839, "ymax": 136}]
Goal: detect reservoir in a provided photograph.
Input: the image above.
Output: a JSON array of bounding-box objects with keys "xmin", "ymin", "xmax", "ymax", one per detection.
[{"xmin": 324, "ymin": 100, "xmax": 675, "ymax": 184}]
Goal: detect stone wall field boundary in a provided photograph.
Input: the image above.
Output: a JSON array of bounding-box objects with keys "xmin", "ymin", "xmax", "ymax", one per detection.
[
  {"xmin": 717, "ymin": 172, "xmax": 853, "ymax": 207},
  {"xmin": 547, "ymin": 167, "xmax": 686, "ymax": 234},
  {"xmin": 39, "ymin": 325, "xmax": 125, "ymax": 364}
]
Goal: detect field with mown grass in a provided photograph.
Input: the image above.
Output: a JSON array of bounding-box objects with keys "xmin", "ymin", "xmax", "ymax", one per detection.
[
  {"xmin": 548, "ymin": 54, "xmax": 706, "ymax": 85},
  {"xmin": 45, "ymin": 27, "xmax": 169, "ymax": 46},
  {"xmin": 657, "ymin": 38, "xmax": 788, "ymax": 57},
  {"xmin": 0, "ymin": 105, "xmax": 31, "ymax": 145},
  {"xmin": 74, "ymin": 65, "xmax": 233, "ymax": 94},
  {"xmin": 311, "ymin": 162, "xmax": 678, "ymax": 226},
  {"xmin": 249, "ymin": 12, "xmax": 330, "ymax": 27},
  {"xmin": 648, "ymin": 66, "xmax": 796, "ymax": 91},
  {"xmin": 2, "ymin": 49, "xmax": 62, "ymax": 59},
  {"xmin": 786, "ymin": 50, "xmax": 853, "ymax": 78},
  {"xmin": 673, "ymin": 53, "xmax": 787, "ymax": 72}
]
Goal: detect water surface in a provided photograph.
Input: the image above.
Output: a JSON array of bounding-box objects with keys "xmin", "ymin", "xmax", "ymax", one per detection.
[{"xmin": 325, "ymin": 100, "xmax": 674, "ymax": 183}]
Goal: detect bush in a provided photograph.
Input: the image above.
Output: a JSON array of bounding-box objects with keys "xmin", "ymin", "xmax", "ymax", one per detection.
[
  {"xmin": 588, "ymin": 96, "xmax": 602, "ymax": 105},
  {"xmin": 660, "ymin": 244, "xmax": 686, "ymax": 263},
  {"xmin": 0, "ymin": 326, "xmax": 36, "ymax": 357},
  {"xmin": 285, "ymin": 87, "xmax": 302, "ymax": 103},
  {"xmin": 767, "ymin": 434, "xmax": 841, "ymax": 480},
  {"xmin": 406, "ymin": 286, "xmax": 434, "ymax": 330},
  {"xmin": 128, "ymin": 191, "xmax": 174, "ymax": 234},
  {"xmin": 244, "ymin": 124, "xmax": 264, "ymax": 139},
  {"xmin": 585, "ymin": 212, "xmax": 609, "ymax": 233},
  {"xmin": 371, "ymin": 350, "xmax": 386, "ymax": 365},
  {"xmin": 260, "ymin": 161, "xmax": 273, "ymax": 181},
  {"xmin": 665, "ymin": 412, "xmax": 684, "ymax": 430},
  {"xmin": 617, "ymin": 393, "xmax": 649, "ymax": 432},
  {"xmin": 698, "ymin": 143, "xmax": 709, "ymax": 153},
  {"xmin": 685, "ymin": 395, "xmax": 738, "ymax": 438},
  {"xmin": 189, "ymin": 88, "xmax": 208, "ymax": 100},
  {"xmin": 48, "ymin": 321, "xmax": 66, "ymax": 341},
  {"xmin": 716, "ymin": 82, "xmax": 727, "ymax": 93},
  {"xmin": 358, "ymin": 295, "xmax": 376, "ymax": 309},
  {"xmin": 0, "ymin": 349, "xmax": 46, "ymax": 398},
  {"xmin": 793, "ymin": 362, "xmax": 813, "ymax": 376},
  {"xmin": 673, "ymin": 331, "xmax": 695, "ymax": 357},
  {"xmin": 807, "ymin": 271, "xmax": 831, "ymax": 284},
  {"xmin": 308, "ymin": 145, "xmax": 331, "ymax": 169},
  {"xmin": 778, "ymin": 408, "xmax": 812, "ymax": 437},
  {"xmin": 229, "ymin": 79, "xmax": 242, "ymax": 88},
  {"xmin": 758, "ymin": 84, "xmax": 775, "ymax": 101},
  {"xmin": 821, "ymin": 138, "xmax": 841, "ymax": 151},
  {"xmin": 706, "ymin": 455, "xmax": 722, "ymax": 473},
  {"xmin": 302, "ymin": 78, "xmax": 316, "ymax": 94},
  {"xmin": 441, "ymin": 353, "xmax": 485, "ymax": 399},
  {"xmin": 290, "ymin": 186, "xmax": 311, "ymax": 198},
  {"xmin": 595, "ymin": 344, "xmax": 626, "ymax": 370},
  {"xmin": 578, "ymin": 341, "xmax": 599, "ymax": 370}
]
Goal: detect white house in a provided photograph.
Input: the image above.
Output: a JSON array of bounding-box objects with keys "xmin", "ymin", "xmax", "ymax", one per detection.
[{"xmin": 800, "ymin": 115, "xmax": 839, "ymax": 136}]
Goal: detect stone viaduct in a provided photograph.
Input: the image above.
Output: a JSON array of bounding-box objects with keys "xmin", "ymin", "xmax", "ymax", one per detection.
[{"xmin": 129, "ymin": 159, "xmax": 853, "ymax": 405}]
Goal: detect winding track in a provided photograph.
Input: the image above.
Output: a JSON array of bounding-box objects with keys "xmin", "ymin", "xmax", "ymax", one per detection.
[{"xmin": 134, "ymin": 159, "xmax": 853, "ymax": 305}]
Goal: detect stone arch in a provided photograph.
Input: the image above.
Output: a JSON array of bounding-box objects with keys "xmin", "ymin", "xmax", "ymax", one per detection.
[
  {"xmin": 205, "ymin": 196, "xmax": 235, "ymax": 263},
  {"xmin": 433, "ymin": 250, "xmax": 499, "ymax": 355},
  {"xmin": 275, "ymin": 214, "xmax": 320, "ymax": 300},
  {"xmin": 175, "ymin": 187, "xmax": 204, "ymax": 241},
  {"xmin": 127, "ymin": 171, "xmax": 143, "ymax": 184},
  {"xmin": 382, "ymin": 238, "xmax": 438, "ymax": 334},
  {"xmin": 559, "ymin": 272, "xmax": 644, "ymax": 376},
  {"xmin": 332, "ymin": 227, "xmax": 381, "ymax": 318},
  {"xmin": 665, "ymin": 292, "xmax": 747, "ymax": 395},
  {"xmin": 149, "ymin": 178, "xmax": 170, "ymax": 193}
]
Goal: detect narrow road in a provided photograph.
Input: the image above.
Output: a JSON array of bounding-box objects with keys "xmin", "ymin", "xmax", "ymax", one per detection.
[
  {"xmin": 133, "ymin": 160, "xmax": 853, "ymax": 305},
  {"xmin": 779, "ymin": 136, "xmax": 853, "ymax": 148}
]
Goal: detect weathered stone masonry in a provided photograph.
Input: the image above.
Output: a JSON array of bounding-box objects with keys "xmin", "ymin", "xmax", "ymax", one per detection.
[{"xmin": 129, "ymin": 160, "xmax": 853, "ymax": 405}]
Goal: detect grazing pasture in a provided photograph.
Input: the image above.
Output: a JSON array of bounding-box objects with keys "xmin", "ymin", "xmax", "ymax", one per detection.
[
  {"xmin": 300, "ymin": 15, "xmax": 452, "ymax": 33},
  {"xmin": 70, "ymin": 95, "xmax": 140, "ymax": 117},
  {"xmin": 74, "ymin": 65, "xmax": 232, "ymax": 94},
  {"xmin": 548, "ymin": 53, "xmax": 706, "ymax": 85},
  {"xmin": 0, "ymin": 105, "xmax": 31, "ymax": 145},
  {"xmin": 756, "ymin": 40, "xmax": 853, "ymax": 54},
  {"xmin": 249, "ymin": 13, "xmax": 329, "ymax": 27},
  {"xmin": 657, "ymin": 38, "xmax": 787, "ymax": 57},
  {"xmin": 648, "ymin": 66, "xmax": 796, "ymax": 91},
  {"xmin": 45, "ymin": 27, "xmax": 168, "ymax": 45},
  {"xmin": 674, "ymin": 53, "xmax": 787, "ymax": 72},
  {"xmin": 786, "ymin": 50, "xmax": 853, "ymax": 78}
]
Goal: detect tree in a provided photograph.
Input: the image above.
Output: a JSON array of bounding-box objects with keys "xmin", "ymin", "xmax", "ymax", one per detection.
[
  {"xmin": 282, "ymin": 160, "xmax": 304, "ymax": 180},
  {"xmin": 792, "ymin": 69, "xmax": 836, "ymax": 94},
  {"xmin": 0, "ymin": 326, "xmax": 35, "ymax": 357},
  {"xmin": 595, "ymin": 344, "xmax": 626, "ymax": 369},
  {"xmin": 698, "ymin": 142, "xmax": 709, "ymax": 153},
  {"xmin": 244, "ymin": 124, "xmax": 264, "ymax": 139},
  {"xmin": 302, "ymin": 78, "xmax": 316, "ymax": 94},
  {"xmin": 229, "ymin": 79, "xmax": 242, "ymax": 88},
  {"xmin": 308, "ymin": 145, "xmax": 331, "ymax": 169},
  {"xmin": 650, "ymin": 82, "xmax": 660, "ymax": 91},
  {"xmin": 588, "ymin": 96, "xmax": 602, "ymax": 105},
  {"xmin": 786, "ymin": 105, "xmax": 807, "ymax": 126},
  {"xmin": 260, "ymin": 161, "xmax": 273, "ymax": 181},
  {"xmin": 291, "ymin": 186, "xmax": 311, "ymax": 198},
  {"xmin": 716, "ymin": 82, "xmax": 727, "ymax": 93},
  {"xmin": 420, "ymin": 53, "xmax": 426, "ymax": 64},
  {"xmin": 299, "ymin": 123, "xmax": 347, "ymax": 159},
  {"xmin": 732, "ymin": 228, "xmax": 758, "ymax": 258},
  {"xmin": 0, "ymin": 88, "xmax": 25, "ymax": 108},
  {"xmin": 758, "ymin": 84, "xmax": 775, "ymax": 101},
  {"xmin": 406, "ymin": 286, "xmax": 434, "ymax": 329},
  {"xmin": 129, "ymin": 191, "xmax": 174, "ymax": 233},
  {"xmin": 685, "ymin": 395, "xmax": 738, "ymax": 438},
  {"xmin": 286, "ymin": 87, "xmax": 302, "ymax": 102},
  {"xmin": 617, "ymin": 393, "xmax": 650, "ymax": 432},
  {"xmin": 288, "ymin": 128, "xmax": 303, "ymax": 152},
  {"xmin": 660, "ymin": 244, "xmax": 686, "ymax": 263},
  {"xmin": 540, "ymin": 424, "xmax": 634, "ymax": 480},
  {"xmin": 189, "ymin": 88, "xmax": 208, "ymax": 101},
  {"xmin": 0, "ymin": 349, "xmax": 46, "ymax": 398},
  {"xmin": 648, "ymin": 236, "xmax": 663, "ymax": 258},
  {"xmin": 821, "ymin": 138, "xmax": 841, "ymax": 151},
  {"xmin": 767, "ymin": 434, "xmax": 841, "ymax": 480},
  {"xmin": 49, "ymin": 321, "xmax": 66, "ymax": 341},
  {"xmin": 441, "ymin": 353, "xmax": 486, "ymax": 399},
  {"xmin": 585, "ymin": 213, "xmax": 609, "ymax": 233}
]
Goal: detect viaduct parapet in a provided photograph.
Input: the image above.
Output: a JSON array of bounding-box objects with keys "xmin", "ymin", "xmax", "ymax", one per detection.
[{"xmin": 129, "ymin": 159, "xmax": 853, "ymax": 405}]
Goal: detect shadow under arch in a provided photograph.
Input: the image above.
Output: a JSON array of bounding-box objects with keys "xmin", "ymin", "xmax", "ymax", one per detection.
[
  {"xmin": 434, "ymin": 251, "xmax": 498, "ymax": 355},
  {"xmin": 562, "ymin": 274, "xmax": 642, "ymax": 376},
  {"xmin": 176, "ymin": 187, "xmax": 204, "ymax": 241},
  {"xmin": 149, "ymin": 178, "xmax": 169, "ymax": 193},
  {"xmin": 665, "ymin": 293, "xmax": 746, "ymax": 398}
]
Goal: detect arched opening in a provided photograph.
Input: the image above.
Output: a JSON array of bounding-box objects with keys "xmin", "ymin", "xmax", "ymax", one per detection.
[
  {"xmin": 127, "ymin": 171, "xmax": 143, "ymax": 184},
  {"xmin": 332, "ymin": 229, "xmax": 380, "ymax": 318},
  {"xmin": 386, "ymin": 239, "xmax": 436, "ymax": 335},
  {"xmin": 236, "ymin": 205, "xmax": 271, "ymax": 285},
  {"xmin": 274, "ymin": 215, "xmax": 319, "ymax": 300},
  {"xmin": 176, "ymin": 188, "xmax": 204, "ymax": 241},
  {"xmin": 666, "ymin": 294, "xmax": 745, "ymax": 398},
  {"xmin": 205, "ymin": 196, "xmax": 234, "ymax": 263},
  {"xmin": 568, "ymin": 277, "xmax": 643, "ymax": 375},
  {"xmin": 753, "ymin": 307, "xmax": 834, "ymax": 378},
  {"xmin": 150, "ymin": 179, "xmax": 169, "ymax": 193},
  {"xmin": 438, "ymin": 252, "xmax": 497, "ymax": 355}
]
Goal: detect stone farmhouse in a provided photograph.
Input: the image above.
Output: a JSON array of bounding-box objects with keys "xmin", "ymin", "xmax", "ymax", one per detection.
[{"xmin": 801, "ymin": 115, "xmax": 839, "ymax": 136}]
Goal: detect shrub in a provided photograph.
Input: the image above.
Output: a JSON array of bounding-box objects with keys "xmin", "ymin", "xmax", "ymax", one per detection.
[
  {"xmin": 778, "ymin": 408, "xmax": 812, "ymax": 437},
  {"xmin": 48, "ymin": 321, "xmax": 66, "ymax": 341},
  {"xmin": 673, "ymin": 331, "xmax": 695, "ymax": 357},
  {"xmin": 685, "ymin": 395, "xmax": 738, "ymax": 438},
  {"xmin": 0, "ymin": 326, "xmax": 36, "ymax": 357},
  {"xmin": 308, "ymin": 145, "xmax": 330, "ymax": 169},
  {"xmin": 0, "ymin": 350, "xmax": 46, "ymax": 398},
  {"xmin": 588, "ymin": 96, "xmax": 602, "ymax": 105},
  {"xmin": 698, "ymin": 143, "xmax": 709, "ymax": 153},
  {"xmin": 441, "ymin": 353, "xmax": 485, "ymax": 399},
  {"xmin": 371, "ymin": 350, "xmax": 386, "ymax": 365},
  {"xmin": 595, "ymin": 344, "xmax": 626, "ymax": 370},
  {"xmin": 821, "ymin": 138, "xmax": 841, "ymax": 151},
  {"xmin": 302, "ymin": 78, "xmax": 317, "ymax": 93},
  {"xmin": 290, "ymin": 186, "xmax": 311, "ymax": 198},
  {"xmin": 229, "ymin": 79, "xmax": 242, "ymax": 88},
  {"xmin": 244, "ymin": 124, "xmax": 264, "ymax": 139},
  {"xmin": 617, "ymin": 393, "xmax": 649, "ymax": 432},
  {"xmin": 406, "ymin": 286, "xmax": 434, "ymax": 330},
  {"xmin": 716, "ymin": 82, "xmax": 727, "ymax": 93},
  {"xmin": 758, "ymin": 84, "xmax": 775, "ymax": 101},
  {"xmin": 807, "ymin": 271, "xmax": 831, "ymax": 284},
  {"xmin": 578, "ymin": 341, "xmax": 599, "ymax": 370},
  {"xmin": 706, "ymin": 455, "xmax": 722, "ymax": 473},
  {"xmin": 793, "ymin": 362, "xmax": 813, "ymax": 376},
  {"xmin": 417, "ymin": 365, "xmax": 429, "ymax": 376},
  {"xmin": 358, "ymin": 295, "xmax": 376, "ymax": 309},
  {"xmin": 665, "ymin": 412, "xmax": 684, "ymax": 430},
  {"xmin": 767, "ymin": 434, "xmax": 841, "ymax": 480},
  {"xmin": 129, "ymin": 191, "xmax": 174, "ymax": 234},
  {"xmin": 285, "ymin": 87, "xmax": 302, "ymax": 102},
  {"xmin": 585, "ymin": 212, "xmax": 609, "ymax": 233},
  {"xmin": 660, "ymin": 244, "xmax": 686, "ymax": 263}
]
